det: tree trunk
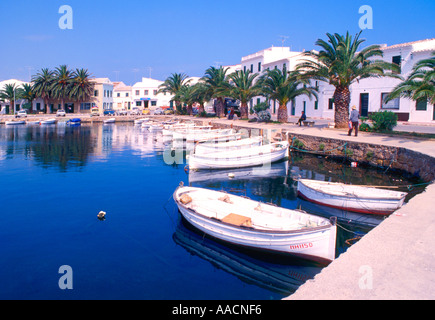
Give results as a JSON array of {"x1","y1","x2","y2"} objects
[
  {"x1": 187, "y1": 104, "x2": 193, "y2": 116},
  {"x1": 198, "y1": 103, "x2": 205, "y2": 115},
  {"x1": 277, "y1": 103, "x2": 288, "y2": 123},
  {"x1": 333, "y1": 85, "x2": 351, "y2": 128},
  {"x1": 240, "y1": 102, "x2": 248, "y2": 119},
  {"x1": 10, "y1": 100, "x2": 15, "y2": 115},
  {"x1": 216, "y1": 97, "x2": 225, "y2": 118}
]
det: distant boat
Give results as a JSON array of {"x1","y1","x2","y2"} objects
[
  {"x1": 134, "y1": 118, "x2": 149, "y2": 125},
  {"x1": 188, "y1": 141, "x2": 289, "y2": 170},
  {"x1": 173, "y1": 185, "x2": 337, "y2": 264},
  {"x1": 5, "y1": 120, "x2": 25, "y2": 125},
  {"x1": 297, "y1": 179, "x2": 408, "y2": 215},
  {"x1": 66, "y1": 118, "x2": 81, "y2": 126},
  {"x1": 103, "y1": 117, "x2": 116, "y2": 124},
  {"x1": 40, "y1": 118, "x2": 56, "y2": 125},
  {"x1": 148, "y1": 124, "x2": 163, "y2": 132}
]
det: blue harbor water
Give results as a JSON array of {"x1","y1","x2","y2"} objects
[{"x1": 0, "y1": 123, "x2": 424, "y2": 300}]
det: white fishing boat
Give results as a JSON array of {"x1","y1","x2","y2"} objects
[
  {"x1": 148, "y1": 124, "x2": 163, "y2": 132},
  {"x1": 194, "y1": 136, "x2": 263, "y2": 155},
  {"x1": 188, "y1": 141, "x2": 289, "y2": 170},
  {"x1": 173, "y1": 128, "x2": 230, "y2": 141},
  {"x1": 134, "y1": 118, "x2": 149, "y2": 125},
  {"x1": 40, "y1": 118, "x2": 56, "y2": 125},
  {"x1": 5, "y1": 120, "x2": 26, "y2": 125},
  {"x1": 297, "y1": 179, "x2": 408, "y2": 215},
  {"x1": 103, "y1": 117, "x2": 116, "y2": 124},
  {"x1": 173, "y1": 185, "x2": 337, "y2": 264}
]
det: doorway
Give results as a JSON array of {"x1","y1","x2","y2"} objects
[{"x1": 360, "y1": 93, "x2": 369, "y2": 117}]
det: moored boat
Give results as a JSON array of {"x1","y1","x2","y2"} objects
[
  {"x1": 173, "y1": 185, "x2": 337, "y2": 264},
  {"x1": 297, "y1": 179, "x2": 408, "y2": 215},
  {"x1": 194, "y1": 136, "x2": 263, "y2": 155},
  {"x1": 66, "y1": 118, "x2": 81, "y2": 126},
  {"x1": 40, "y1": 118, "x2": 56, "y2": 125},
  {"x1": 103, "y1": 117, "x2": 116, "y2": 124},
  {"x1": 188, "y1": 141, "x2": 289, "y2": 170},
  {"x1": 5, "y1": 120, "x2": 26, "y2": 125}
]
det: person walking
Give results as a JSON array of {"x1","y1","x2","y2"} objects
[{"x1": 348, "y1": 105, "x2": 360, "y2": 137}]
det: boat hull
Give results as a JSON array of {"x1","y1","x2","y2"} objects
[
  {"x1": 297, "y1": 180, "x2": 407, "y2": 215},
  {"x1": 174, "y1": 187, "x2": 336, "y2": 264},
  {"x1": 188, "y1": 141, "x2": 289, "y2": 170}
]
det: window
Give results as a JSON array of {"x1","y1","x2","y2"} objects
[
  {"x1": 314, "y1": 100, "x2": 318, "y2": 110},
  {"x1": 381, "y1": 93, "x2": 399, "y2": 109},
  {"x1": 244, "y1": 66, "x2": 246, "y2": 72},
  {"x1": 416, "y1": 98, "x2": 427, "y2": 111},
  {"x1": 328, "y1": 98, "x2": 334, "y2": 110},
  {"x1": 258, "y1": 62, "x2": 261, "y2": 72},
  {"x1": 392, "y1": 55, "x2": 401, "y2": 74},
  {"x1": 250, "y1": 64, "x2": 253, "y2": 72},
  {"x1": 153, "y1": 90, "x2": 157, "y2": 95},
  {"x1": 104, "y1": 90, "x2": 106, "y2": 97},
  {"x1": 136, "y1": 101, "x2": 142, "y2": 107},
  {"x1": 94, "y1": 90, "x2": 99, "y2": 97},
  {"x1": 257, "y1": 98, "x2": 261, "y2": 105},
  {"x1": 283, "y1": 63, "x2": 286, "y2": 71},
  {"x1": 135, "y1": 90, "x2": 140, "y2": 96},
  {"x1": 151, "y1": 101, "x2": 157, "y2": 106},
  {"x1": 125, "y1": 93, "x2": 129, "y2": 97},
  {"x1": 145, "y1": 90, "x2": 149, "y2": 95},
  {"x1": 117, "y1": 93, "x2": 120, "y2": 97}
]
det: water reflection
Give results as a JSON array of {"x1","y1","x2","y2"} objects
[{"x1": 173, "y1": 218, "x2": 322, "y2": 296}]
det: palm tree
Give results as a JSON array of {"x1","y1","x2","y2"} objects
[
  {"x1": 228, "y1": 69, "x2": 261, "y2": 119},
  {"x1": 387, "y1": 52, "x2": 435, "y2": 105},
  {"x1": 32, "y1": 68, "x2": 54, "y2": 113},
  {"x1": 158, "y1": 73, "x2": 190, "y2": 113},
  {"x1": 0, "y1": 83, "x2": 21, "y2": 114},
  {"x1": 202, "y1": 66, "x2": 231, "y2": 118},
  {"x1": 20, "y1": 83, "x2": 36, "y2": 113},
  {"x1": 173, "y1": 84, "x2": 195, "y2": 115},
  {"x1": 51, "y1": 65, "x2": 74, "y2": 111},
  {"x1": 260, "y1": 66, "x2": 317, "y2": 123},
  {"x1": 191, "y1": 82, "x2": 212, "y2": 115},
  {"x1": 69, "y1": 68, "x2": 94, "y2": 111},
  {"x1": 297, "y1": 31, "x2": 401, "y2": 128}
]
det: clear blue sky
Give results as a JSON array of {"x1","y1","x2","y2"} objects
[{"x1": 0, "y1": 0, "x2": 434, "y2": 85}]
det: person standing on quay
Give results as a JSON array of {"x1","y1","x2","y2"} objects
[{"x1": 348, "y1": 105, "x2": 360, "y2": 137}]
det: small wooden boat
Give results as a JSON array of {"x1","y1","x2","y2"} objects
[
  {"x1": 173, "y1": 185, "x2": 337, "y2": 264},
  {"x1": 297, "y1": 179, "x2": 408, "y2": 215},
  {"x1": 40, "y1": 118, "x2": 56, "y2": 125},
  {"x1": 103, "y1": 117, "x2": 116, "y2": 124},
  {"x1": 5, "y1": 120, "x2": 25, "y2": 125},
  {"x1": 188, "y1": 141, "x2": 289, "y2": 170},
  {"x1": 66, "y1": 118, "x2": 81, "y2": 126}
]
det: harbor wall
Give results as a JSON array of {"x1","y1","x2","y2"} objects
[{"x1": 206, "y1": 120, "x2": 435, "y2": 182}]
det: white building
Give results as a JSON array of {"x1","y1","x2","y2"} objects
[
  {"x1": 238, "y1": 39, "x2": 435, "y2": 123},
  {"x1": 113, "y1": 81, "x2": 133, "y2": 111},
  {"x1": 132, "y1": 77, "x2": 172, "y2": 112},
  {"x1": 88, "y1": 78, "x2": 114, "y2": 113}
]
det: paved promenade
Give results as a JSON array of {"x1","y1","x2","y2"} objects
[{"x1": 206, "y1": 117, "x2": 435, "y2": 300}]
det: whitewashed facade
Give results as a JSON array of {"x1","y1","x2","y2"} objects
[
  {"x1": 239, "y1": 39, "x2": 435, "y2": 123},
  {"x1": 132, "y1": 77, "x2": 172, "y2": 112}
]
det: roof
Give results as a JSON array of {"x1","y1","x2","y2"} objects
[{"x1": 382, "y1": 38, "x2": 435, "y2": 51}]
